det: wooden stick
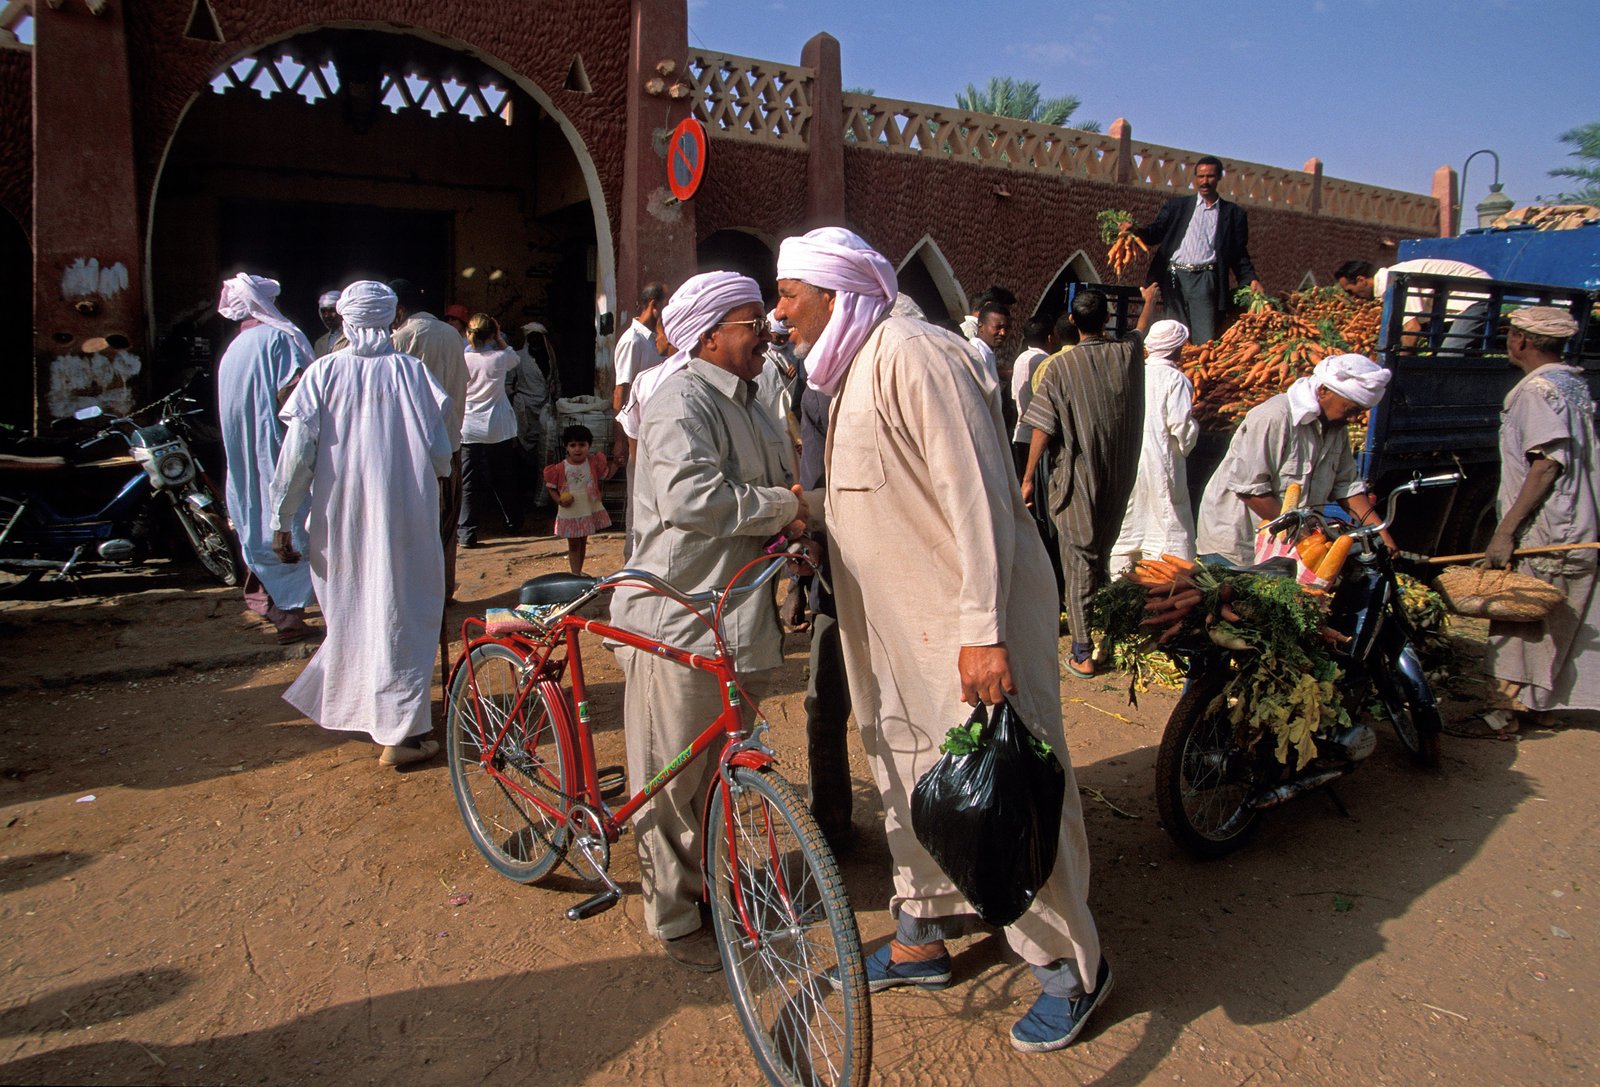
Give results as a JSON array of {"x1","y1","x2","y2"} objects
[{"x1": 1426, "y1": 541, "x2": 1600, "y2": 565}]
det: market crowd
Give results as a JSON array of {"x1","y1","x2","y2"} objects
[{"x1": 209, "y1": 153, "x2": 1597, "y2": 1057}]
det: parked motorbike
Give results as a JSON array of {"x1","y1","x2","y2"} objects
[
  {"x1": 0, "y1": 381, "x2": 239, "y2": 588},
  {"x1": 1154, "y1": 472, "x2": 1462, "y2": 858}
]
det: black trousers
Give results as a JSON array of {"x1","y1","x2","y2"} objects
[{"x1": 459, "y1": 439, "x2": 520, "y2": 543}]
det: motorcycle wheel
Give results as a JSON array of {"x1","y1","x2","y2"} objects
[
  {"x1": 1155, "y1": 675, "x2": 1263, "y2": 859},
  {"x1": 171, "y1": 494, "x2": 240, "y2": 587},
  {"x1": 1377, "y1": 663, "x2": 1442, "y2": 769}
]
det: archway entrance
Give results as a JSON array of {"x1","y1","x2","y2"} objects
[
  {"x1": 149, "y1": 27, "x2": 605, "y2": 397},
  {"x1": 896, "y1": 237, "x2": 967, "y2": 327},
  {"x1": 1033, "y1": 250, "x2": 1101, "y2": 329},
  {"x1": 697, "y1": 229, "x2": 776, "y2": 303}
]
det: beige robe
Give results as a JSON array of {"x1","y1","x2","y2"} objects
[{"x1": 822, "y1": 316, "x2": 1100, "y2": 978}]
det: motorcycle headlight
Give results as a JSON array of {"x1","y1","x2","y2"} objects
[{"x1": 158, "y1": 452, "x2": 192, "y2": 481}]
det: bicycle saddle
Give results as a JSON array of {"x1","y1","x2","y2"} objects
[
  {"x1": 519, "y1": 572, "x2": 599, "y2": 606},
  {"x1": 1197, "y1": 554, "x2": 1298, "y2": 578}
]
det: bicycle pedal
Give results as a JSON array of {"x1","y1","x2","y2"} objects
[{"x1": 566, "y1": 889, "x2": 620, "y2": 921}]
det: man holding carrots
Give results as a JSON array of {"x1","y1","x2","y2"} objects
[
  {"x1": 1122, "y1": 155, "x2": 1261, "y2": 344},
  {"x1": 1194, "y1": 353, "x2": 1392, "y2": 565}
]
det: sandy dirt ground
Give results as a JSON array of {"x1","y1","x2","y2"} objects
[{"x1": 1, "y1": 531, "x2": 1597, "y2": 1086}]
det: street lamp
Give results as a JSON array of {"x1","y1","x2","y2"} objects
[{"x1": 1458, "y1": 149, "x2": 1513, "y2": 233}]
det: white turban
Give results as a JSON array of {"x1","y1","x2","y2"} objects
[
  {"x1": 776, "y1": 227, "x2": 898, "y2": 395},
  {"x1": 659, "y1": 271, "x2": 763, "y2": 370},
  {"x1": 336, "y1": 280, "x2": 399, "y2": 357},
  {"x1": 1312, "y1": 352, "x2": 1391, "y2": 408},
  {"x1": 317, "y1": 290, "x2": 341, "y2": 310},
  {"x1": 218, "y1": 273, "x2": 314, "y2": 364},
  {"x1": 1145, "y1": 319, "x2": 1189, "y2": 362}
]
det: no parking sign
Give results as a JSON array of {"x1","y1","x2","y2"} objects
[{"x1": 667, "y1": 117, "x2": 708, "y2": 201}]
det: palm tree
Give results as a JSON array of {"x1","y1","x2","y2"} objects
[
  {"x1": 955, "y1": 76, "x2": 1100, "y2": 132},
  {"x1": 1548, "y1": 122, "x2": 1600, "y2": 204}
]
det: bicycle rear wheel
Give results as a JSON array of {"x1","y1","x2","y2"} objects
[
  {"x1": 706, "y1": 766, "x2": 870, "y2": 1087},
  {"x1": 446, "y1": 643, "x2": 572, "y2": 883}
]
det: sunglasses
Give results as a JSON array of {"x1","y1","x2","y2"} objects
[{"x1": 715, "y1": 316, "x2": 771, "y2": 336}]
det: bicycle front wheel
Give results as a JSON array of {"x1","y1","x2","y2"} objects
[
  {"x1": 706, "y1": 766, "x2": 870, "y2": 1087},
  {"x1": 446, "y1": 643, "x2": 572, "y2": 883}
]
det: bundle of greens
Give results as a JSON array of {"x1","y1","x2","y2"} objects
[{"x1": 1092, "y1": 559, "x2": 1351, "y2": 769}]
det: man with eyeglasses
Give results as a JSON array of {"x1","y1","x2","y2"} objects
[
  {"x1": 1121, "y1": 155, "x2": 1260, "y2": 343},
  {"x1": 608, "y1": 272, "x2": 807, "y2": 972}
]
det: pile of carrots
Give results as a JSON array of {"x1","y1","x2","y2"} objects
[
  {"x1": 1097, "y1": 210, "x2": 1149, "y2": 280},
  {"x1": 1177, "y1": 288, "x2": 1382, "y2": 429},
  {"x1": 1126, "y1": 554, "x2": 1206, "y2": 645}
]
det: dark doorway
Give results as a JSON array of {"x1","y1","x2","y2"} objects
[
  {"x1": 697, "y1": 230, "x2": 775, "y2": 304},
  {"x1": 1, "y1": 210, "x2": 30, "y2": 429},
  {"x1": 896, "y1": 256, "x2": 959, "y2": 328},
  {"x1": 218, "y1": 199, "x2": 453, "y2": 338},
  {"x1": 1034, "y1": 256, "x2": 1097, "y2": 330}
]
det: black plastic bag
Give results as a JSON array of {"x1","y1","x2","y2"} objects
[{"x1": 911, "y1": 700, "x2": 1066, "y2": 927}]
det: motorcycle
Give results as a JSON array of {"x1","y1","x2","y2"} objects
[
  {"x1": 1154, "y1": 472, "x2": 1462, "y2": 858},
  {"x1": 0, "y1": 380, "x2": 239, "y2": 588}
]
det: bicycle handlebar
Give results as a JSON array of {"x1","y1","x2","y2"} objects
[{"x1": 1261, "y1": 472, "x2": 1462, "y2": 544}]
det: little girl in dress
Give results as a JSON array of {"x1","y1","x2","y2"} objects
[{"x1": 542, "y1": 424, "x2": 611, "y2": 573}]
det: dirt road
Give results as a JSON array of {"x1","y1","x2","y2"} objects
[{"x1": 2, "y1": 535, "x2": 1596, "y2": 1085}]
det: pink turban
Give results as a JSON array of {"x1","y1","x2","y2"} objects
[{"x1": 776, "y1": 227, "x2": 898, "y2": 395}]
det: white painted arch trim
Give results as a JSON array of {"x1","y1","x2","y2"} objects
[
  {"x1": 143, "y1": 19, "x2": 616, "y2": 337},
  {"x1": 896, "y1": 234, "x2": 968, "y2": 322}
]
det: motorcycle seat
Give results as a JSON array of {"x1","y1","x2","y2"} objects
[{"x1": 518, "y1": 572, "x2": 599, "y2": 607}]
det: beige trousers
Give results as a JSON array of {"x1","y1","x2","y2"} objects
[{"x1": 618, "y1": 647, "x2": 760, "y2": 940}]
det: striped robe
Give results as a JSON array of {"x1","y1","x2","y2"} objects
[{"x1": 1020, "y1": 334, "x2": 1146, "y2": 644}]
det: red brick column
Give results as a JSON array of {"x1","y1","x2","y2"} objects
[
  {"x1": 801, "y1": 32, "x2": 844, "y2": 230},
  {"x1": 618, "y1": 0, "x2": 697, "y2": 319},
  {"x1": 1432, "y1": 165, "x2": 1457, "y2": 237},
  {"x1": 32, "y1": 0, "x2": 145, "y2": 429}
]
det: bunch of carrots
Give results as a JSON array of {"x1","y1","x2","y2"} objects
[
  {"x1": 1179, "y1": 289, "x2": 1382, "y2": 429},
  {"x1": 1096, "y1": 210, "x2": 1148, "y2": 279}
]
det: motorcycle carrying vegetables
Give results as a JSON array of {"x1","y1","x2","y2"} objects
[{"x1": 910, "y1": 700, "x2": 1065, "y2": 927}]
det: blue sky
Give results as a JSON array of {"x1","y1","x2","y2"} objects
[{"x1": 688, "y1": 0, "x2": 1599, "y2": 217}]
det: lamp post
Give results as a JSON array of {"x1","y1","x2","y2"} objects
[{"x1": 1458, "y1": 149, "x2": 1512, "y2": 233}]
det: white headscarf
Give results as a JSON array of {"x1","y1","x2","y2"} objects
[
  {"x1": 218, "y1": 273, "x2": 314, "y2": 363},
  {"x1": 317, "y1": 290, "x2": 341, "y2": 310},
  {"x1": 1145, "y1": 319, "x2": 1189, "y2": 363},
  {"x1": 775, "y1": 227, "x2": 898, "y2": 395},
  {"x1": 659, "y1": 271, "x2": 764, "y2": 371},
  {"x1": 337, "y1": 281, "x2": 400, "y2": 357},
  {"x1": 1287, "y1": 352, "x2": 1392, "y2": 419}
]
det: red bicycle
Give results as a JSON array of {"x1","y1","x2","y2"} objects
[{"x1": 445, "y1": 547, "x2": 870, "y2": 1087}]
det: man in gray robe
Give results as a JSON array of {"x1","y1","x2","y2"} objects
[
  {"x1": 777, "y1": 227, "x2": 1108, "y2": 1054},
  {"x1": 1483, "y1": 305, "x2": 1600, "y2": 728},
  {"x1": 1194, "y1": 353, "x2": 1393, "y2": 566},
  {"x1": 607, "y1": 271, "x2": 804, "y2": 971},
  {"x1": 1020, "y1": 287, "x2": 1152, "y2": 678}
]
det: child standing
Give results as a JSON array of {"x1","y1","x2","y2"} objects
[{"x1": 543, "y1": 425, "x2": 612, "y2": 573}]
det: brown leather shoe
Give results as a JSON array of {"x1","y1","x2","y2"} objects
[
  {"x1": 662, "y1": 925, "x2": 723, "y2": 972},
  {"x1": 379, "y1": 739, "x2": 441, "y2": 767}
]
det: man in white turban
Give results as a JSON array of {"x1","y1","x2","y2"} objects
[
  {"x1": 215, "y1": 273, "x2": 316, "y2": 642},
  {"x1": 1110, "y1": 318, "x2": 1200, "y2": 571},
  {"x1": 312, "y1": 290, "x2": 344, "y2": 357},
  {"x1": 268, "y1": 281, "x2": 454, "y2": 768},
  {"x1": 775, "y1": 227, "x2": 1110, "y2": 1053},
  {"x1": 607, "y1": 270, "x2": 806, "y2": 970},
  {"x1": 1196, "y1": 351, "x2": 1393, "y2": 565}
]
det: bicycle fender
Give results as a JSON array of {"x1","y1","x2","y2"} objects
[
  {"x1": 1379, "y1": 625, "x2": 1436, "y2": 713},
  {"x1": 698, "y1": 751, "x2": 777, "y2": 883}
]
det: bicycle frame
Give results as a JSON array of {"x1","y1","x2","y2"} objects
[{"x1": 451, "y1": 549, "x2": 816, "y2": 940}]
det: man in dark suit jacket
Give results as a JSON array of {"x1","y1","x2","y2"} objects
[{"x1": 1122, "y1": 155, "x2": 1261, "y2": 343}]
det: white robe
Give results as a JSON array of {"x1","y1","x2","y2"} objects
[
  {"x1": 270, "y1": 349, "x2": 453, "y2": 745},
  {"x1": 1110, "y1": 354, "x2": 1200, "y2": 569},
  {"x1": 216, "y1": 324, "x2": 314, "y2": 609}
]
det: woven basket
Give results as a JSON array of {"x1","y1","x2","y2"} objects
[{"x1": 1436, "y1": 565, "x2": 1563, "y2": 622}]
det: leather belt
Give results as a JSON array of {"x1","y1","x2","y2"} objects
[{"x1": 1170, "y1": 261, "x2": 1216, "y2": 273}]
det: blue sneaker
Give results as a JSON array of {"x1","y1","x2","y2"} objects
[
  {"x1": 831, "y1": 942, "x2": 951, "y2": 992},
  {"x1": 1010, "y1": 958, "x2": 1114, "y2": 1053}
]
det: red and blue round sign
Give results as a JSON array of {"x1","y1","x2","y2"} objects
[{"x1": 667, "y1": 117, "x2": 708, "y2": 201}]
